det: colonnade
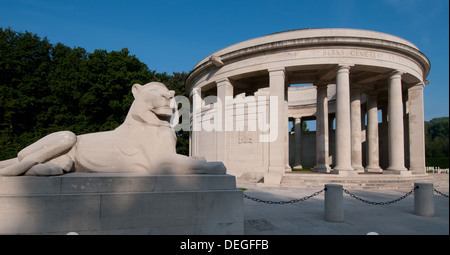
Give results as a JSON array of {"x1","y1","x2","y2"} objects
[
  {"x1": 292, "y1": 65, "x2": 426, "y2": 175},
  {"x1": 187, "y1": 29, "x2": 430, "y2": 179},
  {"x1": 191, "y1": 65, "x2": 426, "y2": 176}
]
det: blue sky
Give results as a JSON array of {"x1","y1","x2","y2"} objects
[{"x1": 0, "y1": 0, "x2": 448, "y2": 120}]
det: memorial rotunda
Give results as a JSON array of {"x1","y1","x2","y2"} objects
[{"x1": 185, "y1": 28, "x2": 430, "y2": 182}]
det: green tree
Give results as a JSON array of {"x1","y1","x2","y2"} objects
[
  {"x1": 0, "y1": 27, "x2": 193, "y2": 160},
  {"x1": 425, "y1": 117, "x2": 449, "y2": 157},
  {"x1": 46, "y1": 43, "x2": 90, "y2": 132},
  {"x1": 0, "y1": 28, "x2": 53, "y2": 158},
  {"x1": 425, "y1": 117, "x2": 449, "y2": 168},
  {"x1": 0, "y1": 27, "x2": 52, "y2": 134}
]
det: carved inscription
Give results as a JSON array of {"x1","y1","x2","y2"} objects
[
  {"x1": 238, "y1": 131, "x2": 253, "y2": 144},
  {"x1": 349, "y1": 50, "x2": 384, "y2": 59},
  {"x1": 279, "y1": 49, "x2": 402, "y2": 63},
  {"x1": 323, "y1": 49, "x2": 346, "y2": 56},
  {"x1": 322, "y1": 49, "x2": 406, "y2": 63},
  {"x1": 280, "y1": 52, "x2": 297, "y2": 59},
  {"x1": 323, "y1": 49, "x2": 384, "y2": 59},
  {"x1": 276, "y1": 48, "x2": 405, "y2": 65}
]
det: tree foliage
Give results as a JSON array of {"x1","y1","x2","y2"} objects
[
  {"x1": 0, "y1": 27, "x2": 189, "y2": 160},
  {"x1": 425, "y1": 117, "x2": 449, "y2": 167}
]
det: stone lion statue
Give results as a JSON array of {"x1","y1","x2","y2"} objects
[{"x1": 0, "y1": 82, "x2": 226, "y2": 176}]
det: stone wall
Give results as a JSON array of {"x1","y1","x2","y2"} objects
[{"x1": 0, "y1": 173, "x2": 244, "y2": 234}]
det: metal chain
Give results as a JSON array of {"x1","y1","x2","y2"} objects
[
  {"x1": 434, "y1": 188, "x2": 449, "y2": 198},
  {"x1": 243, "y1": 188, "x2": 325, "y2": 205},
  {"x1": 343, "y1": 186, "x2": 418, "y2": 205},
  {"x1": 243, "y1": 186, "x2": 448, "y2": 205}
]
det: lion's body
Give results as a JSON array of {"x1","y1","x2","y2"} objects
[
  {"x1": 69, "y1": 121, "x2": 176, "y2": 173},
  {"x1": 0, "y1": 82, "x2": 226, "y2": 176}
]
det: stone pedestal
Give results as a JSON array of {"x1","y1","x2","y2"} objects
[
  {"x1": 324, "y1": 184, "x2": 344, "y2": 222},
  {"x1": 414, "y1": 182, "x2": 434, "y2": 217},
  {"x1": 0, "y1": 173, "x2": 244, "y2": 235},
  {"x1": 260, "y1": 173, "x2": 283, "y2": 186}
]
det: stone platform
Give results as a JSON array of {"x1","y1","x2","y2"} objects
[
  {"x1": 0, "y1": 173, "x2": 244, "y2": 235},
  {"x1": 281, "y1": 172, "x2": 450, "y2": 189},
  {"x1": 242, "y1": 172, "x2": 448, "y2": 189}
]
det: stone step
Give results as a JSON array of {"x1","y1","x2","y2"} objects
[{"x1": 278, "y1": 173, "x2": 446, "y2": 189}]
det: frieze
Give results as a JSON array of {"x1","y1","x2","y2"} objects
[
  {"x1": 278, "y1": 48, "x2": 403, "y2": 63},
  {"x1": 322, "y1": 49, "x2": 402, "y2": 62},
  {"x1": 280, "y1": 52, "x2": 298, "y2": 59}
]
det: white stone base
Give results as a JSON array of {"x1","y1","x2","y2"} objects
[
  {"x1": 0, "y1": 173, "x2": 244, "y2": 235},
  {"x1": 365, "y1": 167, "x2": 383, "y2": 173},
  {"x1": 383, "y1": 169, "x2": 412, "y2": 175},
  {"x1": 331, "y1": 170, "x2": 359, "y2": 176},
  {"x1": 257, "y1": 173, "x2": 282, "y2": 187},
  {"x1": 265, "y1": 173, "x2": 283, "y2": 185}
]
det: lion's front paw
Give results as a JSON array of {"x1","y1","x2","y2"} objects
[{"x1": 24, "y1": 163, "x2": 64, "y2": 176}]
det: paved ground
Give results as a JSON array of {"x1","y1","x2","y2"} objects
[{"x1": 238, "y1": 182, "x2": 449, "y2": 235}]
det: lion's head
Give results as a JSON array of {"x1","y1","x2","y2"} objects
[{"x1": 129, "y1": 82, "x2": 176, "y2": 124}]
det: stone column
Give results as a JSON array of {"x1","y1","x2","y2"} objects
[
  {"x1": 404, "y1": 98, "x2": 410, "y2": 169},
  {"x1": 284, "y1": 100, "x2": 290, "y2": 171},
  {"x1": 314, "y1": 83, "x2": 330, "y2": 173},
  {"x1": 293, "y1": 117, "x2": 303, "y2": 169},
  {"x1": 408, "y1": 82, "x2": 426, "y2": 174},
  {"x1": 191, "y1": 88, "x2": 203, "y2": 157},
  {"x1": 268, "y1": 68, "x2": 287, "y2": 174},
  {"x1": 351, "y1": 87, "x2": 364, "y2": 172},
  {"x1": 328, "y1": 114, "x2": 335, "y2": 167},
  {"x1": 386, "y1": 70, "x2": 409, "y2": 175},
  {"x1": 365, "y1": 92, "x2": 382, "y2": 172},
  {"x1": 216, "y1": 78, "x2": 233, "y2": 163},
  {"x1": 379, "y1": 104, "x2": 389, "y2": 170},
  {"x1": 360, "y1": 102, "x2": 367, "y2": 167},
  {"x1": 333, "y1": 65, "x2": 357, "y2": 175}
]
